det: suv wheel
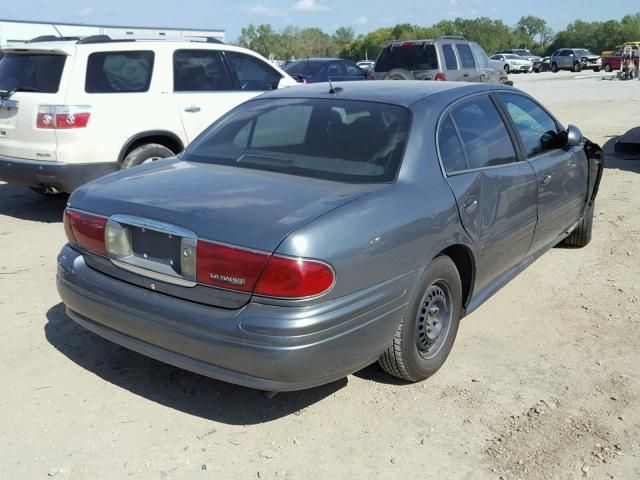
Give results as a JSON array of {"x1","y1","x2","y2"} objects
[
  {"x1": 551, "y1": 62, "x2": 559, "y2": 73},
  {"x1": 573, "y1": 62, "x2": 582, "y2": 72},
  {"x1": 378, "y1": 255, "x2": 462, "y2": 382},
  {"x1": 383, "y1": 68, "x2": 415, "y2": 81},
  {"x1": 121, "y1": 143, "x2": 175, "y2": 169}
]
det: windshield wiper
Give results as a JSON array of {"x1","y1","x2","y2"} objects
[{"x1": 0, "y1": 87, "x2": 40, "y2": 98}]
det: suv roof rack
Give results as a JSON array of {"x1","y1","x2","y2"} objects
[
  {"x1": 436, "y1": 36, "x2": 467, "y2": 40},
  {"x1": 79, "y1": 34, "x2": 226, "y2": 45},
  {"x1": 27, "y1": 35, "x2": 81, "y2": 43}
]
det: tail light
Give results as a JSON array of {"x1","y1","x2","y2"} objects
[
  {"x1": 435, "y1": 73, "x2": 446, "y2": 81},
  {"x1": 196, "y1": 240, "x2": 334, "y2": 298},
  {"x1": 64, "y1": 209, "x2": 107, "y2": 255},
  {"x1": 37, "y1": 105, "x2": 91, "y2": 129},
  {"x1": 254, "y1": 256, "x2": 334, "y2": 298},
  {"x1": 196, "y1": 240, "x2": 269, "y2": 293}
]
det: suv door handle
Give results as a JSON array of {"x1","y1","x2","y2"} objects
[
  {"x1": 463, "y1": 73, "x2": 470, "y2": 77},
  {"x1": 541, "y1": 174, "x2": 552, "y2": 185},
  {"x1": 184, "y1": 106, "x2": 201, "y2": 113},
  {"x1": 463, "y1": 198, "x2": 478, "y2": 214}
]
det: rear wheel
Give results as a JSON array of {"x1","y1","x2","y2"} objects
[
  {"x1": 378, "y1": 255, "x2": 462, "y2": 382},
  {"x1": 573, "y1": 62, "x2": 582, "y2": 72},
  {"x1": 121, "y1": 143, "x2": 175, "y2": 169},
  {"x1": 551, "y1": 62, "x2": 559, "y2": 73},
  {"x1": 562, "y1": 202, "x2": 594, "y2": 248}
]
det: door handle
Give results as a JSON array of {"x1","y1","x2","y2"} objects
[
  {"x1": 463, "y1": 73, "x2": 470, "y2": 77},
  {"x1": 541, "y1": 174, "x2": 552, "y2": 185},
  {"x1": 184, "y1": 106, "x2": 201, "y2": 113},
  {"x1": 463, "y1": 198, "x2": 478, "y2": 214}
]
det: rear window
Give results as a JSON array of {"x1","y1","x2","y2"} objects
[
  {"x1": 375, "y1": 44, "x2": 438, "y2": 72},
  {"x1": 85, "y1": 51, "x2": 154, "y2": 93},
  {"x1": 183, "y1": 99, "x2": 411, "y2": 183},
  {"x1": 455, "y1": 44, "x2": 476, "y2": 69},
  {"x1": 0, "y1": 53, "x2": 66, "y2": 93}
]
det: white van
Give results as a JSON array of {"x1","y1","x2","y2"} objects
[{"x1": 0, "y1": 36, "x2": 298, "y2": 193}]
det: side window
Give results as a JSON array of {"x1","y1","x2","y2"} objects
[
  {"x1": 438, "y1": 114, "x2": 467, "y2": 173},
  {"x1": 86, "y1": 51, "x2": 154, "y2": 93},
  {"x1": 173, "y1": 50, "x2": 231, "y2": 92},
  {"x1": 442, "y1": 44, "x2": 458, "y2": 70},
  {"x1": 225, "y1": 51, "x2": 282, "y2": 91},
  {"x1": 559, "y1": 50, "x2": 569, "y2": 57},
  {"x1": 450, "y1": 95, "x2": 518, "y2": 169},
  {"x1": 470, "y1": 43, "x2": 490, "y2": 69},
  {"x1": 455, "y1": 44, "x2": 476, "y2": 69},
  {"x1": 327, "y1": 62, "x2": 345, "y2": 78},
  {"x1": 497, "y1": 93, "x2": 562, "y2": 158},
  {"x1": 343, "y1": 61, "x2": 362, "y2": 76}
]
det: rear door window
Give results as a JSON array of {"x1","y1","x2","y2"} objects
[
  {"x1": 0, "y1": 53, "x2": 66, "y2": 93},
  {"x1": 497, "y1": 93, "x2": 562, "y2": 158},
  {"x1": 86, "y1": 51, "x2": 154, "y2": 93},
  {"x1": 173, "y1": 49, "x2": 232, "y2": 92},
  {"x1": 374, "y1": 44, "x2": 438, "y2": 72},
  {"x1": 442, "y1": 44, "x2": 458, "y2": 70},
  {"x1": 225, "y1": 51, "x2": 282, "y2": 91},
  {"x1": 455, "y1": 44, "x2": 476, "y2": 69},
  {"x1": 438, "y1": 114, "x2": 468, "y2": 173},
  {"x1": 449, "y1": 95, "x2": 518, "y2": 169},
  {"x1": 470, "y1": 43, "x2": 490, "y2": 69}
]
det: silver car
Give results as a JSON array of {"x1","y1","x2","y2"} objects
[
  {"x1": 57, "y1": 81, "x2": 603, "y2": 392},
  {"x1": 550, "y1": 48, "x2": 602, "y2": 72}
]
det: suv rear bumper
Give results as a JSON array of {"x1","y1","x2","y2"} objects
[
  {"x1": 0, "y1": 155, "x2": 118, "y2": 193},
  {"x1": 56, "y1": 245, "x2": 410, "y2": 391}
]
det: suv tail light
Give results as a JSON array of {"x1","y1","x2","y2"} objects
[
  {"x1": 64, "y1": 209, "x2": 107, "y2": 255},
  {"x1": 196, "y1": 240, "x2": 334, "y2": 298},
  {"x1": 37, "y1": 105, "x2": 91, "y2": 129},
  {"x1": 435, "y1": 73, "x2": 446, "y2": 81}
]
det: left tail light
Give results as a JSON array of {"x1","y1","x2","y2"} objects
[
  {"x1": 37, "y1": 105, "x2": 91, "y2": 129},
  {"x1": 64, "y1": 209, "x2": 107, "y2": 256},
  {"x1": 435, "y1": 73, "x2": 446, "y2": 81}
]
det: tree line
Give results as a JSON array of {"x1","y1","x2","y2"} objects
[{"x1": 236, "y1": 14, "x2": 640, "y2": 61}]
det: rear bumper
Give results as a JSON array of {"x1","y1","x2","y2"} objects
[
  {"x1": 0, "y1": 155, "x2": 118, "y2": 193},
  {"x1": 56, "y1": 245, "x2": 412, "y2": 391}
]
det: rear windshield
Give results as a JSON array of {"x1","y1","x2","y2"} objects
[
  {"x1": 375, "y1": 44, "x2": 438, "y2": 72},
  {"x1": 183, "y1": 98, "x2": 411, "y2": 183},
  {"x1": 285, "y1": 61, "x2": 324, "y2": 77},
  {"x1": 85, "y1": 51, "x2": 154, "y2": 93},
  {"x1": 0, "y1": 53, "x2": 66, "y2": 94}
]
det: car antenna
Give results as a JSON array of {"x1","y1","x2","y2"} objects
[{"x1": 328, "y1": 78, "x2": 342, "y2": 95}]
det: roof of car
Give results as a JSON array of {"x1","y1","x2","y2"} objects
[{"x1": 257, "y1": 80, "x2": 510, "y2": 107}]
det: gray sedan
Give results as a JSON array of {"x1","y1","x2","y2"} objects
[{"x1": 57, "y1": 82, "x2": 603, "y2": 392}]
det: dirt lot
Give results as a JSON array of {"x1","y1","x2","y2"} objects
[{"x1": 1, "y1": 71, "x2": 639, "y2": 480}]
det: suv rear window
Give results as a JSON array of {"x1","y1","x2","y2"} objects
[
  {"x1": 374, "y1": 44, "x2": 438, "y2": 72},
  {"x1": 183, "y1": 99, "x2": 411, "y2": 183},
  {"x1": 85, "y1": 51, "x2": 154, "y2": 93},
  {"x1": 0, "y1": 53, "x2": 66, "y2": 94}
]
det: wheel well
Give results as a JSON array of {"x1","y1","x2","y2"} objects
[
  {"x1": 120, "y1": 133, "x2": 184, "y2": 162},
  {"x1": 440, "y1": 245, "x2": 474, "y2": 308}
]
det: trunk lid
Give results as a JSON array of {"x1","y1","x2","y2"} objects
[
  {"x1": 70, "y1": 158, "x2": 384, "y2": 307},
  {"x1": 0, "y1": 48, "x2": 72, "y2": 160}
]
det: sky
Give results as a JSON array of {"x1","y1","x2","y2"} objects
[{"x1": 2, "y1": 0, "x2": 638, "y2": 41}]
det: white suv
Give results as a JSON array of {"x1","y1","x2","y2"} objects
[{"x1": 0, "y1": 36, "x2": 298, "y2": 194}]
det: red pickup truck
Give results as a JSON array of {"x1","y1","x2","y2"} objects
[{"x1": 602, "y1": 52, "x2": 640, "y2": 71}]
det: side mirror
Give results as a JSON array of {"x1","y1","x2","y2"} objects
[{"x1": 566, "y1": 124, "x2": 583, "y2": 147}]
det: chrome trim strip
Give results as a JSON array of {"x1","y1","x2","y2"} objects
[
  {"x1": 111, "y1": 259, "x2": 197, "y2": 287},
  {"x1": 109, "y1": 214, "x2": 197, "y2": 240}
]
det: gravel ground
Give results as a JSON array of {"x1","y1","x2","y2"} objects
[{"x1": 1, "y1": 71, "x2": 639, "y2": 480}]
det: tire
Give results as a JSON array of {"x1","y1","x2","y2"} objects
[
  {"x1": 562, "y1": 202, "x2": 594, "y2": 248},
  {"x1": 29, "y1": 187, "x2": 64, "y2": 196},
  {"x1": 604, "y1": 64, "x2": 612, "y2": 72},
  {"x1": 379, "y1": 255, "x2": 462, "y2": 382},
  {"x1": 573, "y1": 62, "x2": 582, "y2": 72},
  {"x1": 383, "y1": 68, "x2": 415, "y2": 81},
  {"x1": 504, "y1": 64, "x2": 510, "y2": 74},
  {"x1": 121, "y1": 143, "x2": 175, "y2": 169},
  {"x1": 551, "y1": 62, "x2": 559, "y2": 73},
  {"x1": 534, "y1": 67, "x2": 540, "y2": 73},
  {"x1": 593, "y1": 66, "x2": 601, "y2": 72}
]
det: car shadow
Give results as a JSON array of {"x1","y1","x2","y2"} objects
[
  {"x1": 0, "y1": 183, "x2": 67, "y2": 222},
  {"x1": 44, "y1": 303, "x2": 346, "y2": 424},
  {"x1": 602, "y1": 127, "x2": 640, "y2": 174}
]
